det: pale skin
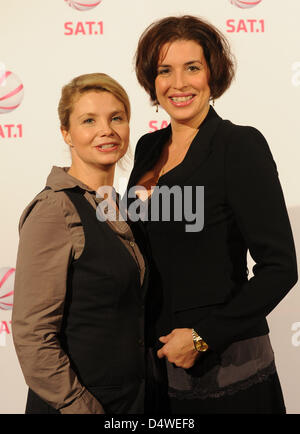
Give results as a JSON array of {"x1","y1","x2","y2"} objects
[
  {"x1": 61, "y1": 90, "x2": 129, "y2": 191},
  {"x1": 155, "y1": 39, "x2": 211, "y2": 367}
]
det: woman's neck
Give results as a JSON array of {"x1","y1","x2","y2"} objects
[
  {"x1": 68, "y1": 162, "x2": 115, "y2": 191},
  {"x1": 170, "y1": 104, "x2": 210, "y2": 146},
  {"x1": 169, "y1": 123, "x2": 198, "y2": 149}
]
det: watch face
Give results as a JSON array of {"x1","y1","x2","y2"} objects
[
  {"x1": 196, "y1": 339, "x2": 208, "y2": 352},
  {"x1": 192, "y1": 329, "x2": 208, "y2": 352}
]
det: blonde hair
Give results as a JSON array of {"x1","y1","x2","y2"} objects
[{"x1": 58, "y1": 73, "x2": 131, "y2": 130}]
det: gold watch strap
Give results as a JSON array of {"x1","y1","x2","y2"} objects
[{"x1": 192, "y1": 328, "x2": 209, "y2": 352}]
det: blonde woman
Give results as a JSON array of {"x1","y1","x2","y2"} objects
[{"x1": 12, "y1": 73, "x2": 146, "y2": 414}]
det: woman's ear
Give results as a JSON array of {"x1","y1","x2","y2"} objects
[{"x1": 61, "y1": 127, "x2": 73, "y2": 147}]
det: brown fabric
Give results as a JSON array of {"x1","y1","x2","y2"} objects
[{"x1": 12, "y1": 166, "x2": 145, "y2": 414}]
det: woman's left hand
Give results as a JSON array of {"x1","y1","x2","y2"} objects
[{"x1": 157, "y1": 328, "x2": 200, "y2": 369}]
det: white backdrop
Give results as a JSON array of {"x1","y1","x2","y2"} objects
[{"x1": 0, "y1": 0, "x2": 299, "y2": 414}]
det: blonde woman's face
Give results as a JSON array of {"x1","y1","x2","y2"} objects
[{"x1": 62, "y1": 91, "x2": 129, "y2": 168}]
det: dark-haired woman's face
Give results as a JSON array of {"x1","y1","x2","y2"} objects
[{"x1": 155, "y1": 39, "x2": 211, "y2": 127}]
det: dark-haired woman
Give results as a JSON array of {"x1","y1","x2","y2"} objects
[{"x1": 126, "y1": 16, "x2": 297, "y2": 414}]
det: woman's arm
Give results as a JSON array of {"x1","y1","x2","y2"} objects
[
  {"x1": 12, "y1": 193, "x2": 104, "y2": 414},
  {"x1": 195, "y1": 126, "x2": 298, "y2": 354},
  {"x1": 157, "y1": 126, "x2": 297, "y2": 366}
]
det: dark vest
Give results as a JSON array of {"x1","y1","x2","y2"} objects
[
  {"x1": 59, "y1": 188, "x2": 146, "y2": 412},
  {"x1": 26, "y1": 187, "x2": 147, "y2": 414}
]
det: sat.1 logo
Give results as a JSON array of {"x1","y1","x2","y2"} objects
[
  {"x1": 65, "y1": 0, "x2": 102, "y2": 11},
  {"x1": 64, "y1": 0, "x2": 104, "y2": 36},
  {"x1": 0, "y1": 267, "x2": 15, "y2": 347},
  {"x1": 227, "y1": 0, "x2": 265, "y2": 33},
  {"x1": 0, "y1": 67, "x2": 24, "y2": 139},
  {"x1": 0, "y1": 69, "x2": 24, "y2": 115},
  {"x1": 230, "y1": 0, "x2": 262, "y2": 8},
  {"x1": 0, "y1": 267, "x2": 15, "y2": 311}
]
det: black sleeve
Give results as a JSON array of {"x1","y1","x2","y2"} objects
[
  {"x1": 195, "y1": 126, "x2": 298, "y2": 353},
  {"x1": 133, "y1": 133, "x2": 149, "y2": 162},
  {"x1": 126, "y1": 134, "x2": 149, "y2": 190}
]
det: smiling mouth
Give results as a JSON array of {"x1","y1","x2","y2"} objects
[
  {"x1": 100, "y1": 144, "x2": 117, "y2": 149},
  {"x1": 170, "y1": 95, "x2": 194, "y2": 103},
  {"x1": 168, "y1": 94, "x2": 196, "y2": 107},
  {"x1": 95, "y1": 143, "x2": 119, "y2": 152}
]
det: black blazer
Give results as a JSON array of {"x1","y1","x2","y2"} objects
[{"x1": 126, "y1": 107, "x2": 298, "y2": 354}]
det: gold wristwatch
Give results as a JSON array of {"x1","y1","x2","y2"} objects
[{"x1": 192, "y1": 329, "x2": 209, "y2": 352}]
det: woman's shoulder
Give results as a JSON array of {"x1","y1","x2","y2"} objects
[
  {"x1": 216, "y1": 118, "x2": 276, "y2": 171},
  {"x1": 217, "y1": 118, "x2": 271, "y2": 156},
  {"x1": 19, "y1": 187, "x2": 70, "y2": 232},
  {"x1": 219, "y1": 119, "x2": 266, "y2": 143},
  {"x1": 219, "y1": 118, "x2": 265, "y2": 141},
  {"x1": 134, "y1": 126, "x2": 171, "y2": 159}
]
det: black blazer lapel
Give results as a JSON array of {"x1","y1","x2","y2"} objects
[
  {"x1": 128, "y1": 106, "x2": 223, "y2": 190},
  {"x1": 128, "y1": 124, "x2": 171, "y2": 189},
  {"x1": 157, "y1": 106, "x2": 223, "y2": 187}
]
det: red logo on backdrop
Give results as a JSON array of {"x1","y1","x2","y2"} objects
[
  {"x1": 226, "y1": 0, "x2": 265, "y2": 33},
  {"x1": 0, "y1": 66, "x2": 24, "y2": 139},
  {"x1": 229, "y1": 0, "x2": 262, "y2": 8},
  {"x1": 149, "y1": 120, "x2": 169, "y2": 133},
  {"x1": 64, "y1": 0, "x2": 104, "y2": 35},
  {"x1": 0, "y1": 69, "x2": 24, "y2": 115},
  {"x1": 0, "y1": 268, "x2": 15, "y2": 310},
  {"x1": 65, "y1": 0, "x2": 102, "y2": 11}
]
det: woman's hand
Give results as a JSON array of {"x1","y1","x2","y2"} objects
[{"x1": 157, "y1": 328, "x2": 200, "y2": 369}]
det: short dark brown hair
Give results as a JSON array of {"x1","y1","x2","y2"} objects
[{"x1": 135, "y1": 15, "x2": 236, "y2": 104}]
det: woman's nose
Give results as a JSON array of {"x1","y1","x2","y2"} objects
[
  {"x1": 97, "y1": 123, "x2": 114, "y2": 136},
  {"x1": 173, "y1": 71, "x2": 186, "y2": 89}
]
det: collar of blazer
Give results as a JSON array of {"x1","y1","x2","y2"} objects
[{"x1": 131, "y1": 106, "x2": 223, "y2": 188}]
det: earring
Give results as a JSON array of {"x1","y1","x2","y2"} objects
[{"x1": 156, "y1": 103, "x2": 159, "y2": 113}]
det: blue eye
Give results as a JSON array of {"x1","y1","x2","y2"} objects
[
  {"x1": 112, "y1": 116, "x2": 123, "y2": 122},
  {"x1": 83, "y1": 118, "x2": 94, "y2": 124}
]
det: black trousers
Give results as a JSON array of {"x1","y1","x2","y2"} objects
[{"x1": 26, "y1": 389, "x2": 60, "y2": 414}]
